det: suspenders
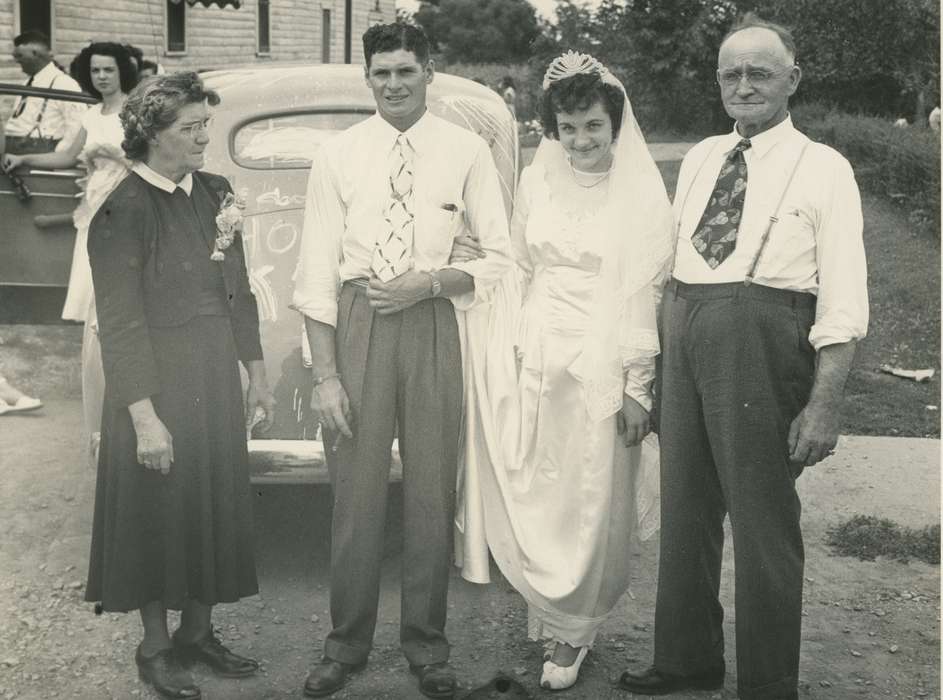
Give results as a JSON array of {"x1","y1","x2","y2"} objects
[
  {"x1": 744, "y1": 141, "x2": 811, "y2": 285},
  {"x1": 675, "y1": 137, "x2": 812, "y2": 286}
]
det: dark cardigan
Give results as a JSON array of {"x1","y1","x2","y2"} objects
[{"x1": 88, "y1": 169, "x2": 263, "y2": 407}]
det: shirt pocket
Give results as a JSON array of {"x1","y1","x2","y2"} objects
[
  {"x1": 415, "y1": 197, "x2": 463, "y2": 260},
  {"x1": 763, "y1": 202, "x2": 817, "y2": 275}
]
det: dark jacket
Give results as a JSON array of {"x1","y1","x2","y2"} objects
[{"x1": 88, "y1": 169, "x2": 263, "y2": 407}]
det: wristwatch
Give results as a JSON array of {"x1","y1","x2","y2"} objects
[{"x1": 427, "y1": 270, "x2": 442, "y2": 298}]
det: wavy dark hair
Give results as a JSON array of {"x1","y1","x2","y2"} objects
[
  {"x1": 362, "y1": 22, "x2": 430, "y2": 68},
  {"x1": 70, "y1": 42, "x2": 138, "y2": 99},
  {"x1": 120, "y1": 72, "x2": 220, "y2": 161},
  {"x1": 539, "y1": 72, "x2": 624, "y2": 141}
]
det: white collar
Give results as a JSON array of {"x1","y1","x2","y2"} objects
[
  {"x1": 728, "y1": 114, "x2": 797, "y2": 159},
  {"x1": 133, "y1": 162, "x2": 194, "y2": 195},
  {"x1": 30, "y1": 62, "x2": 62, "y2": 86},
  {"x1": 373, "y1": 109, "x2": 434, "y2": 155}
]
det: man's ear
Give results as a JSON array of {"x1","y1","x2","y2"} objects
[
  {"x1": 787, "y1": 63, "x2": 802, "y2": 97},
  {"x1": 425, "y1": 59, "x2": 435, "y2": 84}
]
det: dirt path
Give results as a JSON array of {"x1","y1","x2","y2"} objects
[{"x1": 0, "y1": 399, "x2": 938, "y2": 700}]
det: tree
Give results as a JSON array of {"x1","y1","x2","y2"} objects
[{"x1": 414, "y1": 0, "x2": 543, "y2": 64}]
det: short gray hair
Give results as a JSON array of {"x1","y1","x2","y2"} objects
[
  {"x1": 721, "y1": 13, "x2": 797, "y2": 64},
  {"x1": 120, "y1": 71, "x2": 220, "y2": 161}
]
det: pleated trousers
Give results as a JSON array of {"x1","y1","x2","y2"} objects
[{"x1": 323, "y1": 281, "x2": 463, "y2": 667}]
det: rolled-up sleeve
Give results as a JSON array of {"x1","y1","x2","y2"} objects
[
  {"x1": 446, "y1": 141, "x2": 512, "y2": 310},
  {"x1": 291, "y1": 145, "x2": 345, "y2": 328},
  {"x1": 808, "y1": 155, "x2": 869, "y2": 349},
  {"x1": 88, "y1": 190, "x2": 161, "y2": 407}
]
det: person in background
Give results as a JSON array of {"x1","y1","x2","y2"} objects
[
  {"x1": 4, "y1": 42, "x2": 138, "y2": 462},
  {"x1": 3, "y1": 31, "x2": 85, "y2": 155},
  {"x1": 0, "y1": 374, "x2": 42, "y2": 415},
  {"x1": 84, "y1": 72, "x2": 274, "y2": 700},
  {"x1": 619, "y1": 14, "x2": 867, "y2": 700},
  {"x1": 499, "y1": 75, "x2": 517, "y2": 120},
  {"x1": 139, "y1": 60, "x2": 160, "y2": 79},
  {"x1": 928, "y1": 105, "x2": 940, "y2": 133}
]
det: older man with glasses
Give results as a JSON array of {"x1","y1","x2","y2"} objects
[{"x1": 619, "y1": 13, "x2": 868, "y2": 700}]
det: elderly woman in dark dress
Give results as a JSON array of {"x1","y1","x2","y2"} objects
[{"x1": 85, "y1": 72, "x2": 275, "y2": 700}]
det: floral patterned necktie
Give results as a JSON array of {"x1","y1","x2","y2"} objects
[
  {"x1": 372, "y1": 133, "x2": 415, "y2": 282},
  {"x1": 691, "y1": 138, "x2": 751, "y2": 269}
]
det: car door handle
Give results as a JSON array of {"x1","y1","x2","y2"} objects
[{"x1": 33, "y1": 213, "x2": 74, "y2": 228}]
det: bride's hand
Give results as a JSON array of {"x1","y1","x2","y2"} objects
[
  {"x1": 449, "y1": 233, "x2": 485, "y2": 264},
  {"x1": 616, "y1": 395, "x2": 650, "y2": 447}
]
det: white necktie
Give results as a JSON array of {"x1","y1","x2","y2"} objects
[{"x1": 372, "y1": 134, "x2": 415, "y2": 281}]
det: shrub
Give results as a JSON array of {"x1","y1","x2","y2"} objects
[
  {"x1": 825, "y1": 514, "x2": 941, "y2": 565},
  {"x1": 792, "y1": 103, "x2": 941, "y2": 231}
]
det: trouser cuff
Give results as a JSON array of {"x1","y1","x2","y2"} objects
[
  {"x1": 738, "y1": 676, "x2": 798, "y2": 700},
  {"x1": 324, "y1": 638, "x2": 370, "y2": 666}
]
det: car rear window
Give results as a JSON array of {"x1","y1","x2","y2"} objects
[{"x1": 232, "y1": 111, "x2": 370, "y2": 169}]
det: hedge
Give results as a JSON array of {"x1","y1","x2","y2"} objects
[{"x1": 791, "y1": 104, "x2": 941, "y2": 230}]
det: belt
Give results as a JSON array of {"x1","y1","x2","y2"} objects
[{"x1": 667, "y1": 279, "x2": 816, "y2": 310}]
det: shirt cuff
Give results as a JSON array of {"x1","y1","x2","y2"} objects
[
  {"x1": 623, "y1": 373, "x2": 653, "y2": 413},
  {"x1": 290, "y1": 300, "x2": 337, "y2": 329},
  {"x1": 808, "y1": 323, "x2": 867, "y2": 350}
]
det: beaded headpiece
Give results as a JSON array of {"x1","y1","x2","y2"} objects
[{"x1": 542, "y1": 50, "x2": 609, "y2": 90}]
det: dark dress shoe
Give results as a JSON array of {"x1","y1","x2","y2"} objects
[
  {"x1": 173, "y1": 629, "x2": 259, "y2": 678},
  {"x1": 409, "y1": 661, "x2": 457, "y2": 699},
  {"x1": 617, "y1": 665, "x2": 725, "y2": 695},
  {"x1": 303, "y1": 658, "x2": 366, "y2": 698},
  {"x1": 135, "y1": 646, "x2": 202, "y2": 699}
]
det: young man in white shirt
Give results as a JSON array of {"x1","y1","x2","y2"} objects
[
  {"x1": 293, "y1": 22, "x2": 511, "y2": 699},
  {"x1": 620, "y1": 14, "x2": 868, "y2": 700},
  {"x1": 4, "y1": 31, "x2": 85, "y2": 155}
]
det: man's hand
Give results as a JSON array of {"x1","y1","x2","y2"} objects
[
  {"x1": 311, "y1": 376, "x2": 353, "y2": 439},
  {"x1": 787, "y1": 400, "x2": 839, "y2": 467},
  {"x1": 366, "y1": 271, "x2": 431, "y2": 315},
  {"x1": 449, "y1": 233, "x2": 485, "y2": 264},
  {"x1": 787, "y1": 340, "x2": 857, "y2": 468},
  {"x1": 2, "y1": 153, "x2": 26, "y2": 171},
  {"x1": 616, "y1": 395, "x2": 651, "y2": 447}
]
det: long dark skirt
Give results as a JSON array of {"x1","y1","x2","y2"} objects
[{"x1": 86, "y1": 314, "x2": 258, "y2": 612}]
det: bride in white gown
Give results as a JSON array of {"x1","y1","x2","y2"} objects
[{"x1": 453, "y1": 51, "x2": 674, "y2": 690}]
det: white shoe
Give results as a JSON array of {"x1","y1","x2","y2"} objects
[
  {"x1": 0, "y1": 396, "x2": 42, "y2": 415},
  {"x1": 540, "y1": 646, "x2": 588, "y2": 690}
]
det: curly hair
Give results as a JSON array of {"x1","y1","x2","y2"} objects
[
  {"x1": 539, "y1": 72, "x2": 624, "y2": 141},
  {"x1": 70, "y1": 42, "x2": 138, "y2": 99},
  {"x1": 120, "y1": 72, "x2": 220, "y2": 161},
  {"x1": 363, "y1": 22, "x2": 430, "y2": 68}
]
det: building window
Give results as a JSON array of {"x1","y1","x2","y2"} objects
[
  {"x1": 17, "y1": 0, "x2": 53, "y2": 42},
  {"x1": 167, "y1": 0, "x2": 186, "y2": 53},
  {"x1": 258, "y1": 0, "x2": 271, "y2": 54},
  {"x1": 321, "y1": 10, "x2": 332, "y2": 64}
]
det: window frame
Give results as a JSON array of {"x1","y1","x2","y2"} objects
[
  {"x1": 257, "y1": 0, "x2": 272, "y2": 57},
  {"x1": 165, "y1": 0, "x2": 187, "y2": 56},
  {"x1": 229, "y1": 108, "x2": 374, "y2": 170},
  {"x1": 321, "y1": 9, "x2": 332, "y2": 64},
  {"x1": 14, "y1": 0, "x2": 55, "y2": 48}
]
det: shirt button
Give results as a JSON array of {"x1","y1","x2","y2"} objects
[
  {"x1": 182, "y1": 262, "x2": 193, "y2": 272},
  {"x1": 157, "y1": 262, "x2": 164, "y2": 273}
]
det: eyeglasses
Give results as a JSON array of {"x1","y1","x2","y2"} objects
[
  {"x1": 178, "y1": 116, "x2": 214, "y2": 139},
  {"x1": 716, "y1": 66, "x2": 796, "y2": 88}
]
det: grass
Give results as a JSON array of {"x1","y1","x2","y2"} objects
[{"x1": 826, "y1": 514, "x2": 941, "y2": 565}]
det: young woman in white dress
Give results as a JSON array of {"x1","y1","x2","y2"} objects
[
  {"x1": 453, "y1": 52, "x2": 674, "y2": 690},
  {"x1": 4, "y1": 42, "x2": 136, "y2": 457}
]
